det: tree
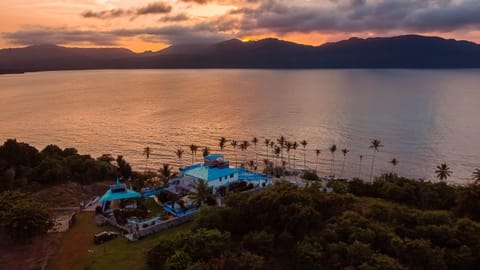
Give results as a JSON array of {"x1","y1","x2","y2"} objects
[
  {"x1": 292, "y1": 141, "x2": 298, "y2": 176},
  {"x1": 143, "y1": 146, "x2": 151, "y2": 174},
  {"x1": 329, "y1": 144, "x2": 337, "y2": 177},
  {"x1": 193, "y1": 179, "x2": 214, "y2": 206},
  {"x1": 0, "y1": 191, "x2": 54, "y2": 241},
  {"x1": 359, "y1": 155, "x2": 364, "y2": 178},
  {"x1": 241, "y1": 140, "x2": 250, "y2": 164},
  {"x1": 390, "y1": 158, "x2": 398, "y2": 174},
  {"x1": 315, "y1": 149, "x2": 321, "y2": 174},
  {"x1": 472, "y1": 169, "x2": 480, "y2": 184},
  {"x1": 231, "y1": 140, "x2": 238, "y2": 166},
  {"x1": 202, "y1": 147, "x2": 210, "y2": 158},
  {"x1": 301, "y1": 140, "x2": 308, "y2": 170},
  {"x1": 164, "y1": 251, "x2": 192, "y2": 270},
  {"x1": 159, "y1": 164, "x2": 173, "y2": 181},
  {"x1": 116, "y1": 155, "x2": 132, "y2": 180},
  {"x1": 286, "y1": 142, "x2": 293, "y2": 173},
  {"x1": 190, "y1": 144, "x2": 198, "y2": 163},
  {"x1": 274, "y1": 146, "x2": 281, "y2": 168},
  {"x1": 369, "y1": 139, "x2": 384, "y2": 182},
  {"x1": 252, "y1": 137, "x2": 258, "y2": 164},
  {"x1": 340, "y1": 148, "x2": 349, "y2": 178},
  {"x1": 219, "y1": 137, "x2": 227, "y2": 153},
  {"x1": 97, "y1": 154, "x2": 114, "y2": 164},
  {"x1": 277, "y1": 136, "x2": 286, "y2": 161},
  {"x1": 264, "y1": 138, "x2": 270, "y2": 160},
  {"x1": 175, "y1": 148, "x2": 184, "y2": 169},
  {"x1": 248, "y1": 160, "x2": 256, "y2": 171},
  {"x1": 435, "y1": 163, "x2": 452, "y2": 181}
]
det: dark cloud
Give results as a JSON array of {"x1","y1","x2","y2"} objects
[
  {"x1": 136, "y1": 2, "x2": 172, "y2": 15},
  {"x1": 1, "y1": 25, "x2": 228, "y2": 46},
  {"x1": 82, "y1": 1, "x2": 171, "y2": 19},
  {"x1": 158, "y1": 13, "x2": 191, "y2": 22},
  {"x1": 222, "y1": 0, "x2": 480, "y2": 35},
  {"x1": 1, "y1": 28, "x2": 119, "y2": 46},
  {"x1": 178, "y1": 0, "x2": 259, "y2": 5},
  {"x1": 4, "y1": 0, "x2": 480, "y2": 48}
]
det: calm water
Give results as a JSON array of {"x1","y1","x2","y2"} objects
[{"x1": 1, "y1": 69, "x2": 479, "y2": 183}]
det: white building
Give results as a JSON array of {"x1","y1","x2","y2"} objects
[{"x1": 181, "y1": 154, "x2": 239, "y2": 190}]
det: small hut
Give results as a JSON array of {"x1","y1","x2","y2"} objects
[{"x1": 99, "y1": 179, "x2": 142, "y2": 213}]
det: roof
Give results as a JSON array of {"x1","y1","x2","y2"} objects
[
  {"x1": 182, "y1": 164, "x2": 238, "y2": 181},
  {"x1": 204, "y1": 154, "x2": 224, "y2": 161},
  {"x1": 99, "y1": 185, "x2": 142, "y2": 203}
]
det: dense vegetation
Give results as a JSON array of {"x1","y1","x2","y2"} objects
[
  {"x1": 0, "y1": 191, "x2": 53, "y2": 240},
  {"x1": 0, "y1": 139, "x2": 127, "y2": 191},
  {"x1": 329, "y1": 173, "x2": 480, "y2": 221},
  {"x1": 147, "y1": 181, "x2": 480, "y2": 270}
]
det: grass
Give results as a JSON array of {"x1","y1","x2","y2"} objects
[
  {"x1": 47, "y1": 211, "x2": 192, "y2": 270},
  {"x1": 48, "y1": 211, "x2": 105, "y2": 270},
  {"x1": 77, "y1": 222, "x2": 192, "y2": 270}
]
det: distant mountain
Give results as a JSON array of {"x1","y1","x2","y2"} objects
[{"x1": 2, "y1": 35, "x2": 480, "y2": 73}]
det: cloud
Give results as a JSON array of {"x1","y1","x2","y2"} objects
[
  {"x1": 1, "y1": 28, "x2": 119, "y2": 46},
  {"x1": 158, "y1": 13, "x2": 191, "y2": 22},
  {"x1": 1, "y1": 25, "x2": 228, "y2": 46},
  {"x1": 81, "y1": 1, "x2": 171, "y2": 19},
  {"x1": 215, "y1": 0, "x2": 480, "y2": 36}
]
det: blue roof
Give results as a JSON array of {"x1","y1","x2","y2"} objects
[
  {"x1": 99, "y1": 186, "x2": 142, "y2": 203},
  {"x1": 204, "y1": 154, "x2": 224, "y2": 161},
  {"x1": 182, "y1": 164, "x2": 238, "y2": 181}
]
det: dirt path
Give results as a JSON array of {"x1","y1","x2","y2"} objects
[
  {"x1": 0, "y1": 233, "x2": 62, "y2": 270},
  {"x1": 47, "y1": 212, "x2": 105, "y2": 270}
]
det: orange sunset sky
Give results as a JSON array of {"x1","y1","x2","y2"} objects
[{"x1": 1, "y1": 0, "x2": 480, "y2": 52}]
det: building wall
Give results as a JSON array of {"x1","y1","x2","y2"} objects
[{"x1": 207, "y1": 173, "x2": 239, "y2": 189}]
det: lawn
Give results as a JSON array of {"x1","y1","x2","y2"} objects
[
  {"x1": 76, "y1": 221, "x2": 192, "y2": 270},
  {"x1": 48, "y1": 211, "x2": 192, "y2": 270}
]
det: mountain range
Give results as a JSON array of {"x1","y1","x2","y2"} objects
[{"x1": 2, "y1": 35, "x2": 480, "y2": 73}]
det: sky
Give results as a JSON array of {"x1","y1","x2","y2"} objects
[{"x1": 1, "y1": 0, "x2": 480, "y2": 52}]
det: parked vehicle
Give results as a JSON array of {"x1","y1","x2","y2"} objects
[{"x1": 93, "y1": 231, "x2": 119, "y2": 244}]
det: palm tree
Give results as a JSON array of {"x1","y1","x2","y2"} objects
[
  {"x1": 269, "y1": 141, "x2": 274, "y2": 159},
  {"x1": 189, "y1": 144, "x2": 198, "y2": 163},
  {"x1": 242, "y1": 140, "x2": 250, "y2": 164},
  {"x1": 329, "y1": 144, "x2": 337, "y2": 177},
  {"x1": 231, "y1": 140, "x2": 238, "y2": 166},
  {"x1": 277, "y1": 136, "x2": 286, "y2": 162},
  {"x1": 193, "y1": 179, "x2": 212, "y2": 206},
  {"x1": 143, "y1": 146, "x2": 152, "y2": 174},
  {"x1": 159, "y1": 163, "x2": 173, "y2": 181},
  {"x1": 286, "y1": 142, "x2": 292, "y2": 173},
  {"x1": 300, "y1": 140, "x2": 308, "y2": 170},
  {"x1": 292, "y1": 141, "x2": 298, "y2": 175},
  {"x1": 248, "y1": 160, "x2": 256, "y2": 171},
  {"x1": 390, "y1": 158, "x2": 398, "y2": 174},
  {"x1": 252, "y1": 137, "x2": 258, "y2": 164},
  {"x1": 264, "y1": 139, "x2": 270, "y2": 160},
  {"x1": 219, "y1": 137, "x2": 227, "y2": 153},
  {"x1": 472, "y1": 169, "x2": 480, "y2": 184},
  {"x1": 175, "y1": 148, "x2": 184, "y2": 169},
  {"x1": 359, "y1": 155, "x2": 363, "y2": 178},
  {"x1": 369, "y1": 139, "x2": 384, "y2": 182},
  {"x1": 340, "y1": 148, "x2": 349, "y2": 178},
  {"x1": 274, "y1": 146, "x2": 281, "y2": 168},
  {"x1": 315, "y1": 149, "x2": 321, "y2": 174},
  {"x1": 435, "y1": 163, "x2": 452, "y2": 181},
  {"x1": 202, "y1": 147, "x2": 210, "y2": 158},
  {"x1": 239, "y1": 142, "x2": 246, "y2": 165}
]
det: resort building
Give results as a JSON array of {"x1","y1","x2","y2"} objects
[
  {"x1": 180, "y1": 154, "x2": 270, "y2": 190},
  {"x1": 99, "y1": 179, "x2": 142, "y2": 212}
]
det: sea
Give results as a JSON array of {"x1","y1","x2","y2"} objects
[{"x1": 1, "y1": 69, "x2": 479, "y2": 184}]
